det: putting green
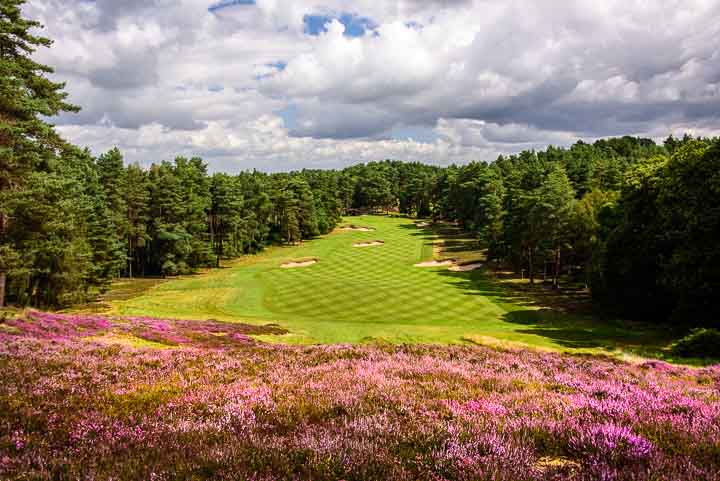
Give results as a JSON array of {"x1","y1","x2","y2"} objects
[{"x1": 104, "y1": 216, "x2": 663, "y2": 352}]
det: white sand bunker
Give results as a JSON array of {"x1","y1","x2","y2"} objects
[
  {"x1": 448, "y1": 262, "x2": 484, "y2": 272},
  {"x1": 338, "y1": 225, "x2": 374, "y2": 232},
  {"x1": 280, "y1": 259, "x2": 318, "y2": 268},
  {"x1": 415, "y1": 222, "x2": 431, "y2": 228},
  {"x1": 415, "y1": 259, "x2": 456, "y2": 267},
  {"x1": 353, "y1": 240, "x2": 385, "y2": 248}
]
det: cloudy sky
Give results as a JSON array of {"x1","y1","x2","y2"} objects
[{"x1": 25, "y1": 0, "x2": 720, "y2": 172}]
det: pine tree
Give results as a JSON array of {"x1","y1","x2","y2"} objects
[
  {"x1": 96, "y1": 148, "x2": 129, "y2": 257},
  {"x1": 0, "y1": 0, "x2": 79, "y2": 306},
  {"x1": 3, "y1": 156, "x2": 90, "y2": 306},
  {"x1": 124, "y1": 164, "x2": 150, "y2": 277},
  {"x1": 533, "y1": 164, "x2": 575, "y2": 287}
]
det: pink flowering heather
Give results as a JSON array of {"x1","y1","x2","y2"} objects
[{"x1": 0, "y1": 311, "x2": 719, "y2": 480}]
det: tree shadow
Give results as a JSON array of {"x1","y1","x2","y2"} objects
[
  {"x1": 398, "y1": 223, "x2": 433, "y2": 232},
  {"x1": 403, "y1": 221, "x2": 679, "y2": 359},
  {"x1": 399, "y1": 223, "x2": 484, "y2": 256},
  {"x1": 439, "y1": 239, "x2": 480, "y2": 253},
  {"x1": 398, "y1": 224, "x2": 437, "y2": 243},
  {"x1": 434, "y1": 268, "x2": 677, "y2": 357},
  {"x1": 502, "y1": 308, "x2": 673, "y2": 353}
]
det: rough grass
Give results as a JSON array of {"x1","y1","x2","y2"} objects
[{"x1": 86, "y1": 216, "x2": 680, "y2": 359}]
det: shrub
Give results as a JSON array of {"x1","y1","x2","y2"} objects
[
  {"x1": 161, "y1": 260, "x2": 178, "y2": 276},
  {"x1": 671, "y1": 328, "x2": 720, "y2": 359},
  {"x1": 569, "y1": 423, "x2": 653, "y2": 467},
  {"x1": 176, "y1": 261, "x2": 191, "y2": 275}
]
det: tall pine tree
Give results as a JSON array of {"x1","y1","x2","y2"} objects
[{"x1": 0, "y1": 0, "x2": 79, "y2": 306}]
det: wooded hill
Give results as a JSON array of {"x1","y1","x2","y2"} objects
[{"x1": 1, "y1": 0, "x2": 718, "y2": 327}]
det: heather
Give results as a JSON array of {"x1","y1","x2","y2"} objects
[{"x1": 2, "y1": 312, "x2": 719, "y2": 480}]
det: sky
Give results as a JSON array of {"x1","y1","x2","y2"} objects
[{"x1": 24, "y1": 0, "x2": 720, "y2": 172}]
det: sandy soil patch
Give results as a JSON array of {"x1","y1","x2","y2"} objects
[
  {"x1": 448, "y1": 262, "x2": 484, "y2": 272},
  {"x1": 415, "y1": 259, "x2": 456, "y2": 267},
  {"x1": 281, "y1": 259, "x2": 318, "y2": 268},
  {"x1": 353, "y1": 240, "x2": 385, "y2": 248},
  {"x1": 338, "y1": 225, "x2": 374, "y2": 232}
]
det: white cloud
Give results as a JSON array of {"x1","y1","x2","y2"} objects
[
  {"x1": 24, "y1": 0, "x2": 720, "y2": 171},
  {"x1": 436, "y1": 119, "x2": 578, "y2": 147}
]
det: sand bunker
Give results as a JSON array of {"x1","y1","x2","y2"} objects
[
  {"x1": 280, "y1": 259, "x2": 318, "y2": 268},
  {"x1": 338, "y1": 225, "x2": 374, "y2": 232},
  {"x1": 414, "y1": 259, "x2": 456, "y2": 267},
  {"x1": 353, "y1": 240, "x2": 385, "y2": 248},
  {"x1": 415, "y1": 222, "x2": 430, "y2": 228},
  {"x1": 448, "y1": 262, "x2": 484, "y2": 272},
  {"x1": 415, "y1": 259, "x2": 484, "y2": 270}
]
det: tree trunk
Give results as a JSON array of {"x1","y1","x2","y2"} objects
[
  {"x1": 528, "y1": 247, "x2": 535, "y2": 285},
  {"x1": 554, "y1": 247, "x2": 561, "y2": 289},
  {"x1": 209, "y1": 214, "x2": 215, "y2": 253},
  {"x1": 0, "y1": 209, "x2": 6, "y2": 306},
  {"x1": 128, "y1": 236, "x2": 133, "y2": 278},
  {"x1": 0, "y1": 271, "x2": 6, "y2": 307}
]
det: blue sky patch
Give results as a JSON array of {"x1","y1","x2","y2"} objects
[
  {"x1": 275, "y1": 104, "x2": 298, "y2": 129},
  {"x1": 386, "y1": 125, "x2": 441, "y2": 143},
  {"x1": 267, "y1": 61, "x2": 287, "y2": 71},
  {"x1": 303, "y1": 13, "x2": 376, "y2": 37}
]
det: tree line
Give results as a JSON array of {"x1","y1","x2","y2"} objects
[
  {"x1": 1, "y1": 0, "x2": 718, "y2": 326},
  {"x1": 1, "y1": 144, "x2": 349, "y2": 305},
  {"x1": 422, "y1": 136, "x2": 719, "y2": 326}
]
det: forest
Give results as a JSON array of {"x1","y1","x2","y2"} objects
[{"x1": 1, "y1": 0, "x2": 719, "y2": 329}]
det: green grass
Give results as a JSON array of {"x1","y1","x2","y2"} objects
[{"x1": 98, "y1": 216, "x2": 676, "y2": 357}]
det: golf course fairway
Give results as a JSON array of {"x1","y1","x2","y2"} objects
[{"x1": 103, "y1": 216, "x2": 659, "y2": 352}]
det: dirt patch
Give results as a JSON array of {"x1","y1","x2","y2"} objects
[
  {"x1": 448, "y1": 262, "x2": 484, "y2": 272},
  {"x1": 353, "y1": 240, "x2": 385, "y2": 248},
  {"x1": 280, "y1": 258, "x2": 318, "y2": 268},
  {"x1": 415, "y1": 259, "x2": 456, "y2": 267},
  {"x1": 534, "y1": 456, "x2": 581, "y2": 475},
  {"x1": 338, "y1": 225, "x2": 374, "y2": 232}
]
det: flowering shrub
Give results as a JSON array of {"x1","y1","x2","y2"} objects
[
  {"x1": 1, "y1": 311, "x2": 719, "y2": 480},
  {"x1": 569, "y1": 423, "x2": 654, "y2": 477}
]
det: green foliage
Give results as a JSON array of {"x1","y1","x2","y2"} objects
[
  {"x1": 0, "y1": 0, "x2": 80, "y2": 306},
  {"x1": 2, "y1": 0, "x2": 718, "y2": 330},
  {"x1": 597, "y1": 139, "x2": 720, "y2": 325},
  {"x1": 3, "y1": 161, "x2": 92, "y2": 306},
  {"x1": 671, "y1": 329, "x2": 720, "y2": 359}
]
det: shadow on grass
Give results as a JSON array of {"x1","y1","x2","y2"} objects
[
  {"x1": 435, "y1": 268, "x2": 683, "y2": 360},
  {"x1": 419, "y1": 222, "x2": 675, "y2": 356},
  {"x1": 398, "y1": 223, "x2": 435, "y2": 235},
  {"x1": 440, "y1": 240, "x2": 481, "y2": 253}
]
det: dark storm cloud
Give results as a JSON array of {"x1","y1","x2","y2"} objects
[
  {"x1": 88, "y1": 51, "x2": 160, "y2": 89},
  {"x1": 289, "y1": 102, "x2": 400, "y2": 139},
  {"x1": 88, "y1": 0, "x2": 165, "y2": 30}
]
